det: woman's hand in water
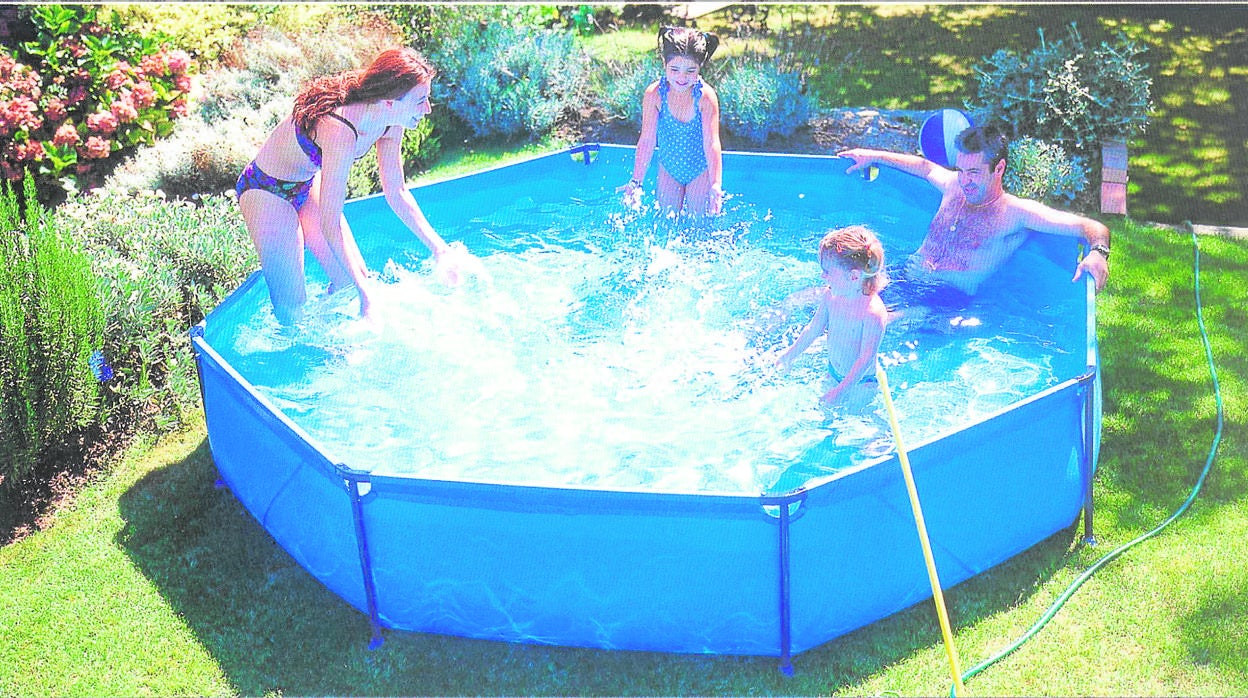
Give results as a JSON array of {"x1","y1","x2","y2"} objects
[{"x1": 434, "y1": 241, "x2": 489, "y2": 287}]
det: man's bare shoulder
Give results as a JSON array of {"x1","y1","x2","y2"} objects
[{"x1": 1001, "y1": 192, "x2": 1092, "y2": 234}]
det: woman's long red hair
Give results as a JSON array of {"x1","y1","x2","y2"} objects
[{"x1": 292, "y1": 47, "x2": 435, "y2": 133}]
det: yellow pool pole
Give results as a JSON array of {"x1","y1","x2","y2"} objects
[{"x1": 875, "y1": 365, "x2": 968, "y2": 696}]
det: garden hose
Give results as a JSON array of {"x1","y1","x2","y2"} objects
[{"x1": 952, "y1": 221, "x2": 1226, "y2": 693}]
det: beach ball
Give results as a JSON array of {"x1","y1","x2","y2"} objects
[{"x1": 919, "y1": 109, "x2": 972, "y2": 168}]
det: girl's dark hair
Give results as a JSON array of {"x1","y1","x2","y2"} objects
[
  {"x1": 657, "y1": 26, "x2": 719, "y2": 65},
  {"x1": 293, "y1": 47, "x2": 436, "y2": 134}
]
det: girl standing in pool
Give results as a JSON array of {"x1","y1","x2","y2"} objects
[
  {"x1": 236, "y1": 48, "x2": 478, "y2": 325},
  {"x1": 775, "y1": 226, "x2": 890, "y2": 408},
  {"x1": 621, "y1": 26, "x2": 724, "y2": 216}
]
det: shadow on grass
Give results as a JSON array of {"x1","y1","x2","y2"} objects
[
  {"x1": 1097, "y1": 224, "x2": 1248, "y2": 531},
  {"x1": 115, "y1": 436, "x2": 1080, "y2": 695},
  {"x1": 1180, "y1": 563, "x2": 1248, "y2": 681},
  {"x1": 766, "y1": 5, "x2": 1248, "y2": 226}
]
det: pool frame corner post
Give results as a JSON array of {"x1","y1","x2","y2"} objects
[
  {"x1": 343, "y1": 467, "x2": 385, "y2": 650},
  {"x1": 1079, "y1": 371, "x2": 1098, "y2": 547},
  {"x1": 1081, "y1": 270, "x2": 1100, "y2": 546},
  {"x1": 761, "y1": 492, "x2": 803, "y2": 676}
]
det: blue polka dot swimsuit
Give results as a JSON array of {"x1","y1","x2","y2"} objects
[{"x1": 655, "y1": 76, "x2": 708, "y2": 185}]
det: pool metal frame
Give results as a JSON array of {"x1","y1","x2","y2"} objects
[{"x1": 191, "y1": 146, "x2": 1100, "y2": 668}]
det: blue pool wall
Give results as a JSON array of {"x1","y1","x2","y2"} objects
[{"x1": 192, "y1": 145, "x2": 1100, "y2": 657}]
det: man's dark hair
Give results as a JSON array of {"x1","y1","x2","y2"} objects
[{"x1": 954, "y1": 125, "x2": 1010, "y2": 168}]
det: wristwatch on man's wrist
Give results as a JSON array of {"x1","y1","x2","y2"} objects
[{"x1": 1089, "y1": 244, "x2": 1111, "y2": 260}]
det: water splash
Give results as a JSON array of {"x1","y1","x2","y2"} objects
[{"x1": 223, "y1": 201, "x2": 1067, "y2": 495}]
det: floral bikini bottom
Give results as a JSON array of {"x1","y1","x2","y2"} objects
[{"x1": 235, "y1": 160, "x2": 314, "y2": 210}]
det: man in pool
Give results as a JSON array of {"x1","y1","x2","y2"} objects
[{"x1": 838, "y1": 125, "x2": 1110, "y2": 297}]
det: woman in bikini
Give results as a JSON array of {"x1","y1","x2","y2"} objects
[
  {"x1": 621, "y1": 27, "x2": 724, "y2": 216},
  {"x1": 236, "y1": 47, "x2": 476, "y2": 325}
]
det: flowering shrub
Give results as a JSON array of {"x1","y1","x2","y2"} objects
[
  {"x1": 429, "y1": 14, "x2": 589, "y2": 139},
  {"x1": 596, "y1": 58, "x2": 655, "y2": 128},
  {"x1": 0, "y1": 5, "x2": 194, "y2": 199},
  {"x1": 970, "y1": 23, "x2": 1153, "y2": 153},
  {"x1": 1003, "y1": 137, "x2": 1089, "y2": 207}
]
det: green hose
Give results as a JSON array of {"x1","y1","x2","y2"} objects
[{"x1": 955, "y1": 221, "x2": 1226, "y2": 692}]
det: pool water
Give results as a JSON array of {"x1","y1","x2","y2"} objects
[{"x1": 211, "y1": 148, "x2": 1082, "y2": 495}]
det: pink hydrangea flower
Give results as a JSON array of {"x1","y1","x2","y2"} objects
[
  {"x1": 53, "y1": 121, "x2": 80, "y2": 146},
  {"x1": 166, "y1": 50, "x2": 192, "y2": 74},
  {"x1": 174, "y1": 74, "x2": 192, "y2": 93},
  {"x1": 110, "y1": 95, "x2": 139, "y2": 123},
  {"x1": 131, "y1": 81, "x2": 157, "y2": 109},
  {"x1": 104, "y1": 65, "x2": 133, "y2": 91},
  {"x1": 139, "y1": 52, "x2": 167, "y2": 77},
  {"x1": 5, "y1": 97, "x2": 41, "y2": 132},
  {"x1": 86, "y1": 110, "x2": 119, "y2": 134},
  {"x1": 0, "y1": 58, "x2": 41, "y2": 97},
  {"x1": 170, "y1": 98, "x2": 190, "y2": 119},
  {"x1": 81, "y1": 135, "x2": 110, "y2": 159},
  {"x1": 14, "y1": 139, "x2": 45, "y2": 161},
  {"x1": 44, "y1": 98, "x2": 68, "y2": 123}
]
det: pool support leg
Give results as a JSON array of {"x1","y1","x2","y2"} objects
[
  {"x1": 777, "y1": 498, "x2": 794, "y2": 676},
  {"x1": 760, "y1": 493, "x2": 800, "y2": 675},
  {"x1": 1079, "y1": 372, "x2": 1098, "y2": 546},
  {"x1": 345, "y1": 470, "x2": 385, "y2": 650}
]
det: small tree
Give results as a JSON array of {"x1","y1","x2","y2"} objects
[{"x1": 970, "y1": 23, "x2": 1153, "y2": 153}]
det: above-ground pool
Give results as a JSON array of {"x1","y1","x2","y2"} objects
[{"x1": 192, "y1": 145, "x2": 1100, "y2": 664}]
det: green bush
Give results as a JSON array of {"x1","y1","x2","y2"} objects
[
  {"x1": 429, "y1": 17, "x2": 590, "y2": 140},
  {"x1": 0, "y1": 175, "x2": 105, "y2": 491},
  {"x1": 1003, "y1": 137, "x2": 1089, "y2": 207},
  {"x1": 716, "y1": 54, "x2": 812, "y2": 145},
  {"x1": 0, "y1": 4, "x2": 194, "y2": 201},
  {"x1": 52, "y1": 189, "x2": 255, "y2": 432},
  {"x1": 108, "y1": 4, "x2": 276, "y2": 64},
  {"x1": 970, "y1": 23, "x2": 1153, "y2": 152},
  {"x1": 595, "y1": 58, "x2": 655, "y2": 128}
]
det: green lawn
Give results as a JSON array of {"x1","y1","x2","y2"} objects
[{"x1": 2, "y1": 217, "x2": 1245, "y2": 696}]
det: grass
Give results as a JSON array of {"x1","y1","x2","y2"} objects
[{"x1": 2, "y1": 216, "x2": 1245, "y2": 696}]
